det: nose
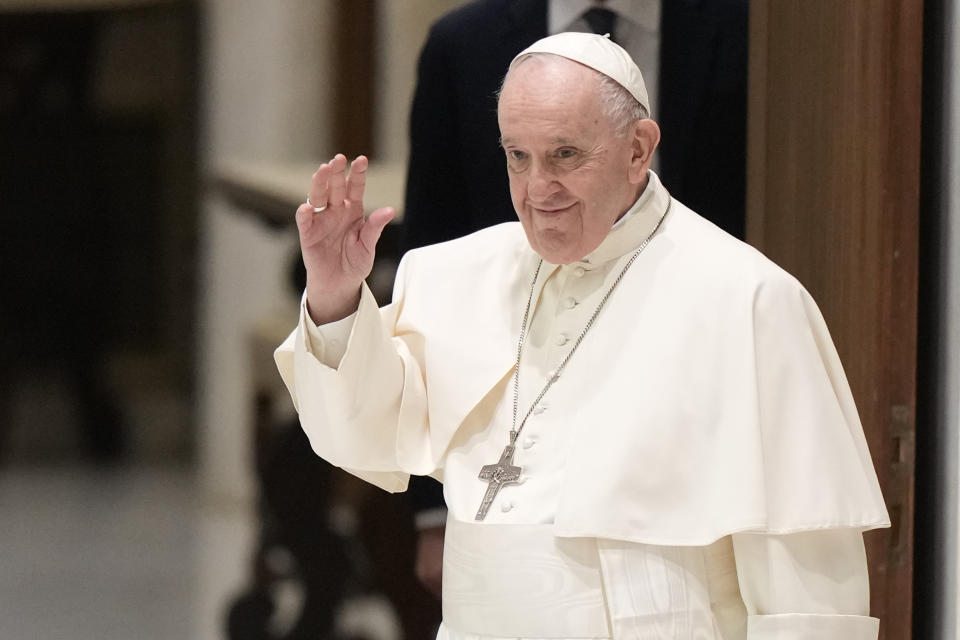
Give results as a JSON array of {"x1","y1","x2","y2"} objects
[{"x1": 526, "y1": 161, "x2": 560, "y2": 202}]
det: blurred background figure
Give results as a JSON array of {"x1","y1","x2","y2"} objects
[
  {"x1": 0, "y1": 1, "x2": 956, "y2": 640},
  {"x1": 0, "y1": 2, "x2": 451, "y2": 638},
  {"x1": 0, "y1": 5, "x2": 197, "y2": 463},
  {"x1": 0, "y1": 2, "x2": 201, "y2": 639}
]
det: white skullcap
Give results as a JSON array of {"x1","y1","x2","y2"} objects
[{"x1": 512, "y1": 32, "x2": 650, "y2": 116}]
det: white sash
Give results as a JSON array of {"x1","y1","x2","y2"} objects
[{"x1": 442, "y1": 518, "x2": 611, "y2": 638}]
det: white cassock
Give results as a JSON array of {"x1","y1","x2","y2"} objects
[{"x1": 275, "y1": 171, "x2": 890, "y2": 639}]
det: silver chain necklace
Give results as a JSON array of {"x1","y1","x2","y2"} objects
[{"x1": 474, "y1": 197, "x2": 671, "y2": 520}]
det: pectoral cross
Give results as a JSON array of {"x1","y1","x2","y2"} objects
[{"x1": 475, "y1": 441, "x2": 522, "y2": 521}]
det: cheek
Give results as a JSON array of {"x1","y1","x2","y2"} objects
[{"x1": 507, "y1": 175, "x2": 526, "y2": 208}]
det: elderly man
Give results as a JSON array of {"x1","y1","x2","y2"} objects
[{"x1": 276, "y1": 33, "x2": 889, "y2": 639}]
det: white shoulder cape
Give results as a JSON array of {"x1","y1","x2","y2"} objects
[{"x1": 276, "y1": 197, "x2": 890, "y2": 546}]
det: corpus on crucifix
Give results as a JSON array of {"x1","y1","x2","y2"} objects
[{"x1": 475, "y1": 442, "x2": 521, "y2": 521}]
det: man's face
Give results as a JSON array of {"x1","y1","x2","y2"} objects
[{"x1": 498, "y1": 57, "x2": 646, "y2": 264}]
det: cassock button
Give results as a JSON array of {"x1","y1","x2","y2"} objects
[
  {"x1": 533, "y1": 404, "x2": 547, "y2": 415},
  {"x1": 573, "y1": 266, "x2": 586, "y2": 278},
  {"x1": 546, "y1": 369, "x2": 559, "y2": 381},
  {"x1": 522, "y1": 437, "x2": 536, "y2": 449},
  {"x1": 501, "y1": 501, "x2": 514, "y2": 513},
  {"x1": 556, "y1": 333, "x2": 569, "y2": 346},
  {"x1": 563, "y1": 296, "x2": 577, "y2": 309}
]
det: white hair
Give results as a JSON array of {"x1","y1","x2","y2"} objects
[
  {"x1": 501, "y1": 52, "x2": 650, "y2": 134},
  {"x1": 596, "y1": 72, "x2": 649, "y2": 134}
]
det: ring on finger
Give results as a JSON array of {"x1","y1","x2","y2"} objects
[{"x1": 306, "y1": 194, "x2": 327, "y2": 213}]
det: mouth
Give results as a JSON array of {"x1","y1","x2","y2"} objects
[{"x1": 530, "y1": 202, "x2": 576, "y2": 217}]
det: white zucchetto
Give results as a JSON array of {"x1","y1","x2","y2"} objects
[{"x1": 513, "y1": 31, "x2": 651, "y2": 116}]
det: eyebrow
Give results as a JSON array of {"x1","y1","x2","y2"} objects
[{"x1": 499, "y1": 136, "x2": 581, "y2": 146}]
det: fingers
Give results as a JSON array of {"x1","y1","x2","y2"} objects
[
  {"x1": 296, "y1": 199, "x2": 332, "y2": 244},
  {"x1": 295, "y1": 202, "x2": 317, "y2": 234},
  {"x1": 327, "y1": 154, "x2": 348, "y2": 208},
  {"x1": 301, "y1": 154, "x2": 377, "y2": 243},
  {"x1": 308, "y1": 162, "x2": 331, "y2": 211},
  {"x1": 345, "y1": 155, "x2": 368, "y2": 204},
  {"x1": 359, "y1": 206, "x2": 396, "y2": 251},
  {"x1": 308, "y1": 154, "x2": 370, "y2": 212}
]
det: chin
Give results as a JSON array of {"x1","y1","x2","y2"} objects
[
  {"x1": 534, "y1": 239, "x2": 581, "y2": 264},
  {"x1": 520, "y1": 222, "x2": 582, "y2": 264}
]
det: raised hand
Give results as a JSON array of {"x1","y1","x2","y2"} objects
[{"x1": 296, "y1": 154, "x2": 395, "y2": 325}]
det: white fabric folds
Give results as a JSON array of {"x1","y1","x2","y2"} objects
[
  {"x1": 275, "y1": 171, "x2": 889, "y2": 546},
  {"x1": 442, "y1": 519, "x2": 610, "y2": 638},
  {"x1": 746, "y1": 614, "x2": 880, "y2": 639}
]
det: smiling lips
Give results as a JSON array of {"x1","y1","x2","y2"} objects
[{"x1": 531, "y1": 202, "x2": 576, "y2": 216}]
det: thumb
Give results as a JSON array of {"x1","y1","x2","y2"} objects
[{"x1": 359, "y1": 206, "x2": 396, "y2": 251}]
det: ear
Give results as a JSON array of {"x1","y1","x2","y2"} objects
[{"x1": 628, "y1": 119, "x2": 661, "y2": 184}]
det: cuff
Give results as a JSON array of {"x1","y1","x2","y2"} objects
[
  {"x1": 748, "y1": 614, "x2": 879, "y2": 640},
  {"x1": 300, "y1": 290, "x2": 357, "y2": 367}
]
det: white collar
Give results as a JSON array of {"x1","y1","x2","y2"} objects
[
  {"x1": 536, "y1": 170, "x2": 669, "y2": 271},
  {"x1": 609, "y1": 171, "x2": 655, "y2": 231}
]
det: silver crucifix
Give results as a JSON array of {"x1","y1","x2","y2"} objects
[{"x1": 475, "y1": 443, "x2": 522, "y2": 520}]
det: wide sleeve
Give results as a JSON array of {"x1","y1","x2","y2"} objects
[
  {"x1": 273, "y1": 259, "x2": 435, "y2": 492},
  {"x1": 732, "y1": 530, "x2": 879, "y2": 639}
]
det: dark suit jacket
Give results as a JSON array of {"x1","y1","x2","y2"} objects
[{"x1": 403, "y1": 0, "x2": 748, "y2": 513}]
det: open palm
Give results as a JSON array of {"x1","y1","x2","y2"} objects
[{"x1": 296, "y1": 154, "x2": 395, "y2": 324}]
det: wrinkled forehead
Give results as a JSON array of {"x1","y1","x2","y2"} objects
[
  {"x1": 498, "y1": 54, "x2": 602, "y2": 109},
  {"x1": 497, "y1": 57, "x2": 608, "y2": 142}
]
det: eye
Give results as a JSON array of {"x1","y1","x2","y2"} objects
[
  {"x1": 554, "y1": 148, "x2": 578, "y2": 159},
  {"x1": 504, "y1": 148, "x2": 530, "y2": 172}
]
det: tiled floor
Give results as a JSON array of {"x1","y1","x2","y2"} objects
[{"x1": 0, "y1": 465, "x2": 255, "y2": 640}]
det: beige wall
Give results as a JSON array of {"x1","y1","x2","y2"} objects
[
  {"x1": 195, "y1": 0, "x2": 468, "y2": 505},
  {"x1": 197, "y1": 0, "x2": 335, "y2": 510},
  {"x1": 202, "y1": 0, "x2": 335, "y2": 163}
]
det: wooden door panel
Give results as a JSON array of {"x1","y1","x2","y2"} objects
[{"x1": 747, "y1": 3, "x2": 922, "y2": 638}]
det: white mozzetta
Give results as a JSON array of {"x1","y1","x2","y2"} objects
[{"x1": 276, "y1": 172, "x2": 887, "y2": 541}]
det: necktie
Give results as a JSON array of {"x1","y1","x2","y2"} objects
[{"x1": 583, "y1": 7, "x2": 618, "y2": 43}]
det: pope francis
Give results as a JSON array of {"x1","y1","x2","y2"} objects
[{"x1": 275, "y1": 33, "x2": 890, "y2": 640}]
